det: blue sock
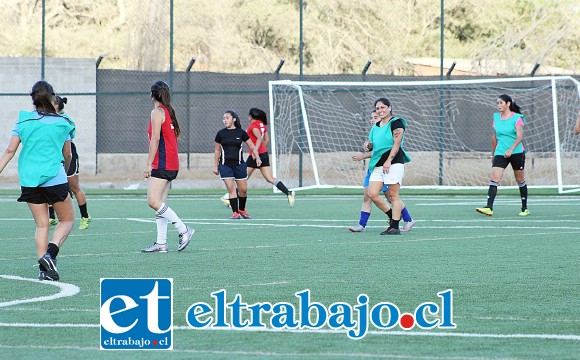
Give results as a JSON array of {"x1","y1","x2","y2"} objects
[
  {"x1": 359, "y1": 211, "x2": 371, "y2": 227},
  {"x1": 401, "y1": 207, "x2": 412, "y2": 222}
]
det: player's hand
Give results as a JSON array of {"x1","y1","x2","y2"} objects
[
  {"x1": 382, "y1": 160, "x2": 391, "y2": 174},
  {"x1": 144, "y1": 165, "x2": 152, "y2": 178},
  {"x1": 352, "y1": 153, "x2": 364, "y2": 161},
  {"x1": 363, "y1": 141, "x2": 373, "y2": 152},
  {"x1": 212, "y1": 168, "x2": 219, "y2": 175},
  {"x1": 504, "y1": 149, "x2": 513, "y2": 158}
]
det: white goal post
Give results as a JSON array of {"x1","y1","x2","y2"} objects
[{"x1": 268, "y1": 76, "x2": 580, "y2": 193}]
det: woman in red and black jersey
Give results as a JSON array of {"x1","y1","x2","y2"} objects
[{"x1": 142, "y1": 81, "x2": 193, "y2": 253}]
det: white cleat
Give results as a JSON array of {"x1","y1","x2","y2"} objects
[
  {"x1": 401, "y1": 219, "x2": 416, "y2": 232},
  {"x1": 287, "y1": 191, "x2": 295, "y2": 207}
]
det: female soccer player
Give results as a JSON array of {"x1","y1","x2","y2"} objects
[
  {"x1": 0, "y1": 81, "x2": 76, "y2": 281},
  {"x1": 48, "y1": 96, "x2": 92, "y2": 230},
  {"x1": 367, "y1": 98, "x2": 412, "y2": 235},
  {"x1": 476, "y1": 94, "x2": 529, "y2": 217},
  {"x1": 246, "y1": 108, "x2": 295, "y2": 206},
  {"x1": 213, "y1": 110, "x2": 261, "y2": 219},
  {"x1": 142, "y1": 80, "x2": 194, "y2": 253},
  {"x1": 349, "y1": 111, "x2": 416, "y2": 232}
]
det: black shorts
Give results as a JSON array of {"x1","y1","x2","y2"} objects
[
  {"x1": 17, "y1": 183, "x2": 70, "y2": 205},
  {"x1": 66, "y1": 142, "x2": 79, "y2": 176},
  {"x1": 151, "y1": 169, "x2": 179, "y2": 181},
  {"x1": 246, "y1": 152, "x2": 270, "y2": 168},
  {"x1": 492, "y1": 153, "x2": 525, "y2": 170},
  {"x1": 219, "y1": 162, "x2": 248, "y2": 180}
]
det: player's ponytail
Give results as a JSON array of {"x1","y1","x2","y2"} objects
[
  {"x1": 151, "y1": 80, "x2": 181, "y2": 138},
  {"x1": 249, "y1": 108, "x2": 268, "y2": 125}
]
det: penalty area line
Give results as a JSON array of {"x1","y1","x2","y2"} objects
[{"x1": 0, "y1": 275, "x2": 80, "y2": 308}]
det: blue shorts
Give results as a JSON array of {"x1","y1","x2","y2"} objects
[
  {"x1": 219, "y1": 162, "x2": 248, "y2": 180},
  {"x1": 364, "y1": 169, "x2": 389, "y2": 192}
]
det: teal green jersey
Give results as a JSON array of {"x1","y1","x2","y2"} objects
[
  {"x1": 13, "y1": 110, "x2": 76, "y2": 187},
  {"x1": 367, "y1": 117, "x2": 411, "y2": 169},
  {"x1": 493, "y1": 112, "x2": 526, "y2": 156}
]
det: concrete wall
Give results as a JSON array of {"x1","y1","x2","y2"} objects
[{"x1": 0, "y1": 57, "x2": 96, "y2": 177}]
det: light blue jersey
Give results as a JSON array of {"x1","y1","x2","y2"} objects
[
  {"x1": 493, "y1": 112, "x2": 525, "y2": 156},
  {"x1": 12, "y1": 110, "x2": 75, "y2": 187}
]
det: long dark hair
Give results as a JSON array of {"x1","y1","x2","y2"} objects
[
  {"x1": 249, "y1": 108, "x2": 268, "y2": 125},
  {"x1": 225, "y1": 110, "x2": 241, "y2": 129},
  {"x1": 30, "y1": 81, "x2": 57, "y2": 115},
  {"x1": 498, "y1": 94, "x2": 522, "y2": 114},
  {"x1": 151, "y1": 80, "x2": 181, "y2": 138}
]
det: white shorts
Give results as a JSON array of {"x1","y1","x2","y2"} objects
[{"x1": 369, "y1": 163, "x2": 404, "y2": 185}]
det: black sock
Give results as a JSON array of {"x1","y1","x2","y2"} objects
[
  {"x1": 486, "y1": 182, "x2": 498, "y2": 210},
  {"x1": 274, "y1": 180, "x2": 290, "y2": 195},
  {"x1": 47, "y1": 242, "x2": 59, "y2": 259},
  {"x1": 518, "y1": 182, "x2": 528, "y2": 210},
  {"x1": 230, "y1": 197, "x2": 239, "y2": 213},
  {"x1": 79, "y1": 203, "x2": 89, "y2": 218},
  {"x1": 390, "y1": 218, "x2": 400, "y2": 229},
  {"x1": 48, "y1": 206, "x2": 55, "y2": 219},
  {"x1": 238, "y1": 196, "x2": 247, "y2": 211},
  {"x1": 385, "y1": 209, "x2": 392, "y2": 220}
]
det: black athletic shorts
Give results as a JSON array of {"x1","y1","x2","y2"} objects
[
  {"x1": 18, "y1": 183, "x2": 70, "y2": 204},
  {"x1": 246, "y1": 152, "x2": 270, "y2": 168},
  {"x1": 151, "y1": 169, "x2": 179, "y2": 181},
  {"x1": 492, "y1": 153, "x2": 525, "y2": 170},
  {"x1": 66, "y1": 142, "x2": 79, "y2": 176}
]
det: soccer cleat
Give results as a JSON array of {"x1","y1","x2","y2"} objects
[
  {"x1": 287, "y1": 191, "x2": 296, "y2": 207},
  {"x1": 519, "y1": 209, "x2": 530, "y2": 217},
  {"x1": 87, "y1": 214, "x2": 92, "y2": 222},
  {"x1": 220, "y1": 194, "x2": 231, "y2": 207},
  {"x1": 79, "y1": 217, "x2": 90, "y2": 230},
  {"x1": 230, "y1": 212, "x2": 242, "y2": 219},
  {"x1": 476, "y1": 207, "x2": 493, "y2": 216},
  {"x1": 348, "y1": 224, "x2": 366, "y2": 232},
  {"x1": 178, "y1": 227, "x2": 194, "y2": 251},
  {"x1": 141, "y1": 242, "x2": 168, "y2": 253},
  {"x1": 401, "y1": 219, "x2": 416, "y2": 232},
  {"x1": 38, "y1": 253, "x2": 59, "y2": 281},
  {"x1": 49, "y1": 218, "x2": 58, "y2": 226},
  {"x1": 38, "y1": 271, "x2": 47, "y2": 281},
  {"x1": 380, "y1": 227, "x2": 401, "y2": 235},
  {"x1": 239, "y1": 210, "x2": 252, "y2": 219}
]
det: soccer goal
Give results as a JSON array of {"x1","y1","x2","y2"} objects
[{"x1": 268, "y1": 76, "x2": 580, "y2": 193}]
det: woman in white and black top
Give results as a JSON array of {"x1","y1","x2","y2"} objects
[{"x1": 213, "y1": 110, "x2": 261, "y2": 219}]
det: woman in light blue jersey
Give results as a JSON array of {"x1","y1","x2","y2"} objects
[
  {"x1": 349, "y1": 110, "x2": 416, "y2": 233},
  {"x1": 366, "y1": 98, "x2": 412, "y2": 235},
  {"x1": 0, "y1": 81, "x2": 76, "y2": 281},
  {"x1": 476, "y1": 94, "x2": 528, "y2": 217}
]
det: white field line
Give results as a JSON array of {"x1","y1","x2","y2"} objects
[
  {"x1": 0, "y1": 344, "x2": 534, "y2": 360},
  {"x1": 0, "y1": 275, "x2": 80, "y2": 308},
  {"x1": 0, "y1": 322, "x2": 578, "y2": 342}
]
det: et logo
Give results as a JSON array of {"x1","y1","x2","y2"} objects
[{"x1": 100, "y1": 278, "x2": 173, "y2": 350}]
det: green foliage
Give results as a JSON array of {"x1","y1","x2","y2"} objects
[{"x1": 0, "y1": 0, "x2": 578, "y2": 75}]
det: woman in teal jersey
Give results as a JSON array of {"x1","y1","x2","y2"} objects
[
  {"x1": 367, "y1": 98, "x2": 412, "y2": 235},
  {"x1": 0, "y1": 81, "x2": 76, "y2": 281},
  {"x1": 476, "y1": 94, "x2": 528, "y2": 217}
]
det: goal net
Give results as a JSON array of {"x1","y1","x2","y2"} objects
[{"x1": 268, "y1": 76, "x2": 580, "y2": 193}]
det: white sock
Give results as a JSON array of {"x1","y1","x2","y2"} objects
[
  {"x1": 156, "y1": 203, "x2": 187, "y2": 234},
  {"x1": 156, "y1": 215, "x2": 168, "y2": 245}
]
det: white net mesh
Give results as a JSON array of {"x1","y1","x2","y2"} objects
[{"x1": 269, "y1": 77, "x2": 580, "y2": 191}]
